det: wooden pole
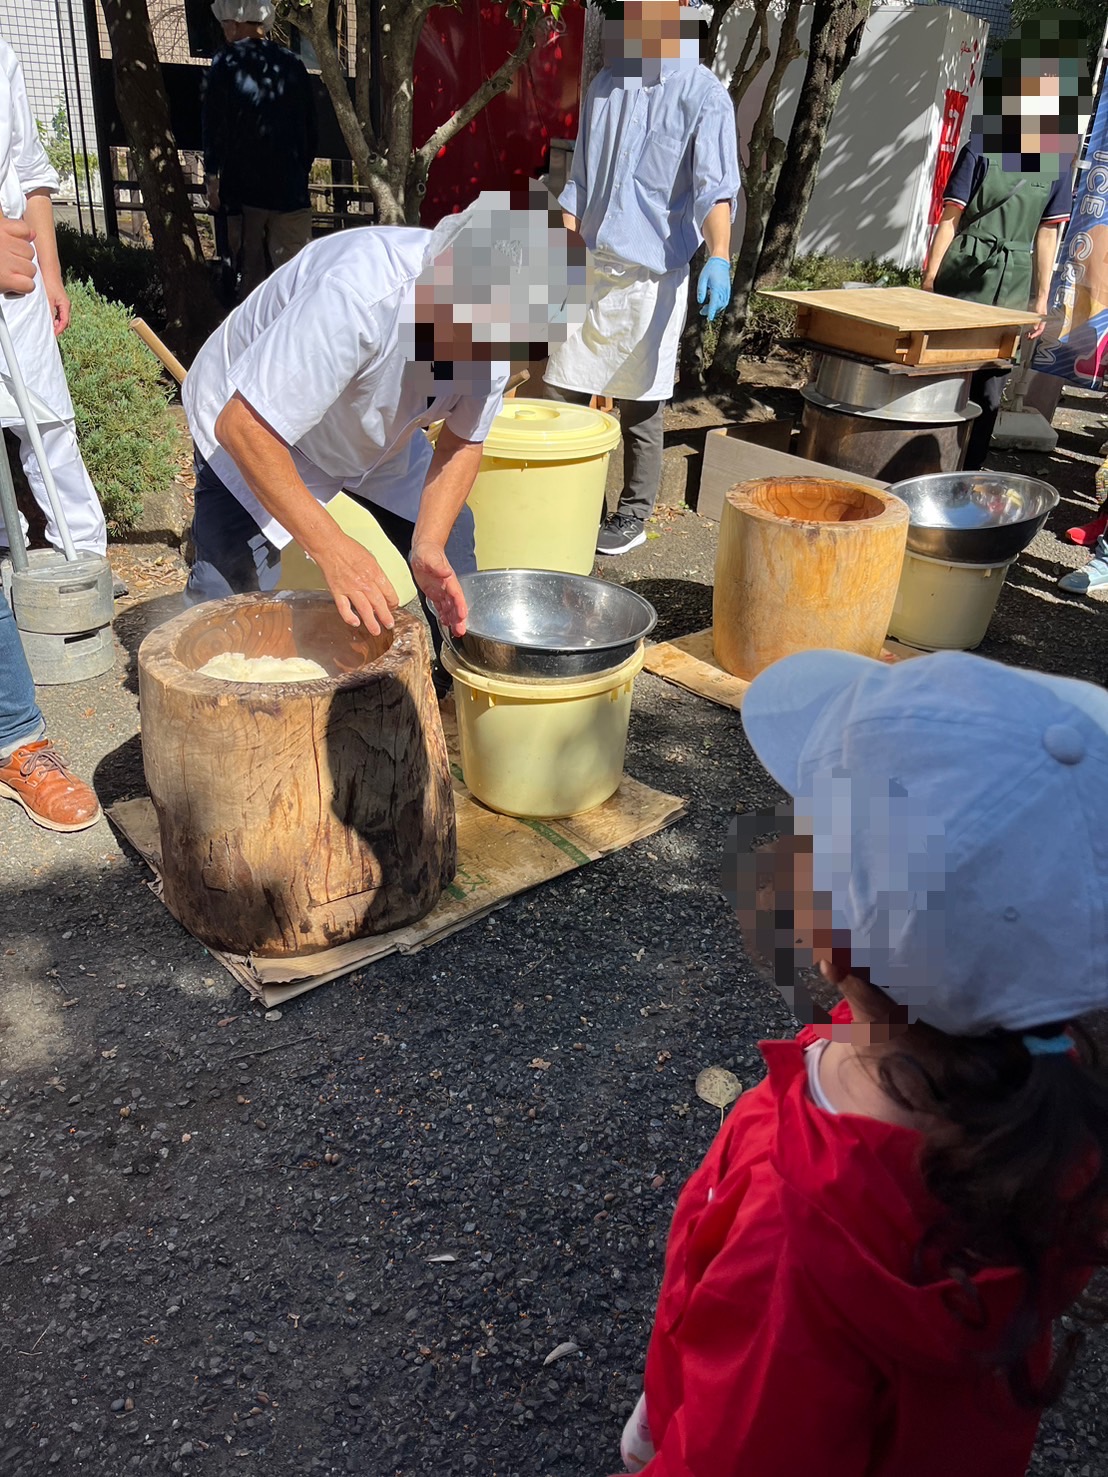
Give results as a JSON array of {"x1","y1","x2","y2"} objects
[{"x1": 131, "y1": 318, "x2": 187, "y2": 385}]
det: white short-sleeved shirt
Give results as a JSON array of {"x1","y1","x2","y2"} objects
[{"x1": 184, "y1": 226, "x2": 508, "y2": 548}]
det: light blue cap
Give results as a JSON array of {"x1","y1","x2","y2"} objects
[{"x1": 741, "y1": 649, "x2": 1108, "y2": 1037}]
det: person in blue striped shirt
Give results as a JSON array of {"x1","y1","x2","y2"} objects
[{"x1": 544, "y1": 1, "x2": 740, "y2": 555}]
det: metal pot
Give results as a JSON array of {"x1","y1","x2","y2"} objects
[
  {"x1": 442, "y1": 569, "x2": 658, "y2": 681},
  {"x1": 808, "y1": 357, "x2": 972, "y2": 421},
  {"x1": 889, "y1": 472, "x2": 1059, "y2": 564},
  {"x1": 798, "y1": 394, "x2": 980, "y2": 483}
]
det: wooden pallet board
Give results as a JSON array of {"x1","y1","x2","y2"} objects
[
  {"x1": 763, "y1": 287, "x2": 1041, "y2": 367},
  {"x1": 644, "y1": 629, "x2": 925, "y2": 712}
]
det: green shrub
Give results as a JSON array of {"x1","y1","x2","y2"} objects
[
  {"x1": 743, "y1": 255, "x2": 922, "y2": 360},
  {"x1": 56, "y1": 223, "x2": 164, "y2": 325},
  {"x1": 58, "y1": 279, "x2": 179, "y2": 535}
]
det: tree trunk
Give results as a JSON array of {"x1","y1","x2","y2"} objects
[
  {"x1": 705, "y1": 1, "x2": 804, "y2": 395},
  {"x1": 755, "y1": 0, "x2": 872, "y2": 289},
  {"x1": 677, "y1": 0, "x2": 775, "y2": 396},
  {"x1": 580, "y1": 1, "x2": 607, "y2": 100},
  {"x1": 100, "y1": 0, "x2": 219, "y2": 356}
]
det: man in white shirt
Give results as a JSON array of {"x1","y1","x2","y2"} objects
[
  {"x1": 183, "y1": 186, "x2": 581, "y2": 689},
  {"x1": 0, "y1": 35, "x2": 108, "y2": 565}
]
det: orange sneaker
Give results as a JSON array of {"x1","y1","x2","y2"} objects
[{"x1": 0, "y1": 738, "x2": 102, "y2": 832}]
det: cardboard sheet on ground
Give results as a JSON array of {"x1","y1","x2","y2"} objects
[
  {"x1": 107, "y1": 712, "x2": 685, "y2": 1007},
  {"x1": 644, "y1": 629, "x2": 924, "y2": 712}
]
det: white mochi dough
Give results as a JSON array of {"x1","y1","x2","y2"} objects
[{"x1": 197, "y1": 652, "x2": 329, "y2": 683}]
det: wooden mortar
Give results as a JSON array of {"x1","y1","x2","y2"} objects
[
  {"x1": 137, "y1": 592, "x2": 456, "y2": 956},
  {"x1": 713, "y1": 477, "x2": 909, "y2": 681}
]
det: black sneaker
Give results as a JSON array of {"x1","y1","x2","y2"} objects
[{"x1": 596, "y1": 512, "x2": 646, "y2": 556}]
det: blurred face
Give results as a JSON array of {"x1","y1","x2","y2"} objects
[
  {"x1": 724, "y1": 817, "x2": 907, "y2": 1045},
  {"x1": 621, "y1": 2, "x2": 683, "y2": 59},
  {"x1": 407, "y1": 194, "x2": 587, "y2": 365},
  {"x1": 980, "y1": 38, "x2": 1091, "y2": 173}
]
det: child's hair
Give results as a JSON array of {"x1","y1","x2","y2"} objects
[{"x1": 854, "y1": 975, "x2": 1108, "y2": 1408}]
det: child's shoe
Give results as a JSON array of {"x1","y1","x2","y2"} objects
[
  {"x1": 1058, "y1": 537, "x2": 1108, "y2": 594},
  {"x1": 1067, "y1": 512, "x2": 1108, "y2": 546}
]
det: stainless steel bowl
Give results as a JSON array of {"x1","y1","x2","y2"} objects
[
  {"x1": 444, "y1": 569, "x2": 658, "y2": 680},
  {"x1": 889, "y1": 472, "x2": 1059, "y2": 564},
  {"x1": 806, "y1": 359, "x2": 972, "y2": 421}
]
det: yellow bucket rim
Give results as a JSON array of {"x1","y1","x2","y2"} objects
[{"x1": 441, "y1": 642, "x2": 644, "y2": 699}]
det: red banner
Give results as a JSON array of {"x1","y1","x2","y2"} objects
[{"x1": 929, "y1": 88, "x2": 969, "y2": 227}]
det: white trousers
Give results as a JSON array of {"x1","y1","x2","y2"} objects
[
  {"x1": 0, "y1": 418, "x2": 107, "y2": 556},
  {"x1": 0, "y1": 261, "x2": 107, "y2": 557}
]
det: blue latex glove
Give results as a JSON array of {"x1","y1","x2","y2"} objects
[{"x1": 698, "y1": 256, "x2": 732, "y2": 322}]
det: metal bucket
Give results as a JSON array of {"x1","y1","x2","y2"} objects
[
  {"x1": 798, "y1": 394, "x2": 981, "y2": 483},
  {"x1": 809, "y1": 354, "x2": 972, "y2": 420}
]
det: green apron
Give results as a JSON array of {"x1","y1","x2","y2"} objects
[{"x1": 933, "y1": 154, "x2": 1051, "y2": 309}]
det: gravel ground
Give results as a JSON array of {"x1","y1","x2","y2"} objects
[{"x1": 1, "y1": 379, "x2": 1107, "y2": 1477}]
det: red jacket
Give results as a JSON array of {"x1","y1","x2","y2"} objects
[{"x1": 633, "y1": 1007, "x2": 1072, "y2": 1477}]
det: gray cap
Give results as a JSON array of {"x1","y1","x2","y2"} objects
[{"x1": 741, "y1": 647, "x2": 1108, "y2": 1037}]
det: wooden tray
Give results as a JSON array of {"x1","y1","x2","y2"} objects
[
  {"x1": 782, "y1": 339, "x2": 1012, "y2": 376},
  {"x1": 763, "y1": 287, "x2": 1041, "y2": 367}
]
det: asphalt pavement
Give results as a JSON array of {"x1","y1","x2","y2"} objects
[{"x1": 1, "y1": 394, "x2": 1107, "y2": 1475}]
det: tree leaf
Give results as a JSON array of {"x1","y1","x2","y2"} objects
[{"x1": 695, "y1": 1067, "x2": 741, "y2": 1114}]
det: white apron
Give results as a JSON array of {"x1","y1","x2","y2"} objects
[{"x1": 544, "y1": 251, "x2": 689, "y2": 402}]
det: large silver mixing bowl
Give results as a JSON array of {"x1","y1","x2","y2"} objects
[
  {"x1": 889, "y1": 472, "x2": 1059, "y2": 564},
  {"x1": 444, "y1": 569, "x2": 658, "y2": 679}
]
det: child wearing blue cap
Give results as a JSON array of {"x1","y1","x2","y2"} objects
[{"x1": 618, "y1": 649, "x2": 1108, "y2": 1477}]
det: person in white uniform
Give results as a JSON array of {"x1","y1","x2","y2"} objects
[
  {"x1": 544, "y1": 0, "x2": 740, "y2": 555},
  {"x1": 183, "y1": 184, "x2": 584, "y2": 692},
  {"x1": 0, "y1": 35, "x2": 107, "y2": 563}
]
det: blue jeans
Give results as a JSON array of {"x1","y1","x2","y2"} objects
[{"x1": 0, "y1": 591, "x2": 44, "y2": 759}]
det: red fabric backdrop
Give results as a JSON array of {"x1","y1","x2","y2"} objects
[{"x1": 413, "y1": 2, "x2": 584, "y2": 226}]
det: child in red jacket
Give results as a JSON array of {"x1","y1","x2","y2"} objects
[{"x1": 620, "y1": 648, "x2": 1108, "y2": 1477}]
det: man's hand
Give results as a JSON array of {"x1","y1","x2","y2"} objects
[
  {"x1": 920, "y1": 277, "x2": 935, "y2": 293},
  {"x1": 0, "y1": 218, "x2": 36, "y2": 296},
  {"x1": 312, "y1": 529, "x2": 399, "y2": 634},
  {"x1": 42, "y1": 274, "x2": 70, "y2": 335},
  {"x1": 412, "y1": 539, "x2": 467, "y2": 637}
]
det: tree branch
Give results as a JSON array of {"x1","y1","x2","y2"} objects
[
  {"x1": 287, "y1": 1, "x2": 380, "y2": 174},
  {"x1": 413, "y1": 6, "x2": 548, "y2": 174},
  {"x1": 729, "y1": 3, "x2": 772, "y2": 114}
]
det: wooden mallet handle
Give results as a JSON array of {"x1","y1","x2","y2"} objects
[{"x1": 130, "y1": 318, "x2": 188, "y2": 386}]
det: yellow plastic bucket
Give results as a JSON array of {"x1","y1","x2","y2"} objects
[
  {"x1": 278, "y1": 492, "x2": 418, "y2": 605},
  {"x1": 442, "y1": 643, "x2": 644, "y2": 819},
  {"x1": 888, "y1": 550, "x2": 1014, "y2": 651},
  {"x1": 461, "y1": 398, "x2": 621, "y2": 575}
]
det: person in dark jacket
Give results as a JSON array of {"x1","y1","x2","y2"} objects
[{"x1": 203, "y1": 1, "x2": 317, "y2": 299}]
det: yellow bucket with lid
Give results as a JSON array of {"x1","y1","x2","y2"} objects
[{"x1": 462, "y1": 398, "x2": 621, "y2": 575}]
